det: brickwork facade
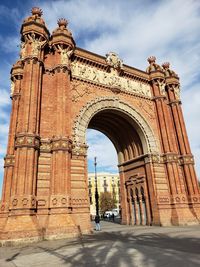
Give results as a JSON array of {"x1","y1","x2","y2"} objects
[{"x1": 0, "y1": 8, "x2": 200, "y2": 245}]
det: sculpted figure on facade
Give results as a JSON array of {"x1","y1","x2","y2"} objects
[
  {"x1": 106, "y1": 51, "x2": 123, "y2": 70},
  {"x1": 157, "y1": 80, "x2": 166, "y2": 96},
  {"x1": 20, "y1": 41, "x2": 26, "y2": 59},
  {"x1": 57, "y1": 45, "x2": 74, "y2": 66},
  {"x1": 25, "y1": 33, "x2": 46, "y2": 57},
  {"x1": 174, "y1": 85, "x2": 180, "y2": 100}
]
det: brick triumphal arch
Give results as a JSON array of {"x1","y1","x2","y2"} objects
[{"x1": 0, "y1": 8, "x2": 200, "y2": 244}]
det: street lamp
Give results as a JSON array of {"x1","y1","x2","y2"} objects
[{"x1": 94, "y1": 157, "x2": 99, "y2": 216}]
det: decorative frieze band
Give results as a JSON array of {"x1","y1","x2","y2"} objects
[
  {"x1": 158, "y1": 194, "x2": 200, "y2": 205},
  {"x1": 51, "y1": 137, "x2": 72, "y2": 152},
  {"x1": 45, "y1": 64, "x2": 70, "y2": 74},
  {"x1": 71, "y1": 141, "x2": 88, "y2": 156},
  {"x1": 71, "y1": 62, "x2": 152, "y2": 98},
  {"x1": 10, "y1": 195, "x2": 37, "y2": 210},
  {"x1": 15, "y1": 133, "x2": 40, "y2": 149},
  {"x1": 40, "y1": 137, "x2": 73, "y2": 153},
  {"x1": 50, "y1": 195, "x2": 71, "y2": 208},
  {"x1": 71, "y1": 198, "x2": 89, "y2": 207},
  {"x1": 4, "y1": 155, "x2": 15, "y2": 167},
  {"x1": 23, "y1": 56, "x2": 43, "y2": 65},
  {"x1": 179, "y1": 155, "x2": 194, "y2": 165},
  {"x1": 144, "y1": 153, "x2": 193, "y2": 164}
]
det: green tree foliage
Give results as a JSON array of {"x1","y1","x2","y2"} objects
[{"x1": 99, "y1": 192, "x2": 117, "y2": 214}]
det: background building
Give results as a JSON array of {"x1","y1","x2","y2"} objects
[{"x1": 88, "y1": 172, "x2": 120, "y2": 216}]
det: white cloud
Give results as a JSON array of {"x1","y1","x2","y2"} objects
[{"x1": 87, "y1": 129, "x2": 118, "y2": 172}]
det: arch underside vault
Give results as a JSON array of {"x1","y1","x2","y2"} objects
[
  {"x1": 73, "y1": 97, "x2": 160, "y2": 160},
  {"x1": 89, "y1": 109, "x2": 143, "y2": 164}
]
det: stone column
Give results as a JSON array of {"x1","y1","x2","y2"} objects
[
  {"x1": 0, "y1": 7, "x2": 50, "y2": 242},
  {"x1": 0, "y1": 66, "x2": 23, "y2": 221},
  {"x1": 119, "y1": 166, "x2": 130, "y2": 224},
  {"x1": 166, "y1": 81, "x2": 200, "y2": 206}
]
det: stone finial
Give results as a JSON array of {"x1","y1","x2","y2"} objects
[
  {"x1": 52, "y1": 18, "x2": 75, "y2": 48},
  {"x1": 162, "y1": 62, "x2": 170, "y2": 70},
  {"x1": 147, "y1": 56, "x2": 156, "y2": 64},
  {"x1": 57, "y1": 18, "x2": 68, "y2": 28},
  {"x1": 31, "y1": 7, "x2": 43, "y2": 17},
  {"x1": 162, "y1": 62, "x2": 178, "y2": 78},
  {"x1": 146, "y1": 56, "x2": 162, "y2": 73}
]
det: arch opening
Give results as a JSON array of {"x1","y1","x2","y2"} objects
[
  {"x1": 85, "y1": 107, "x2": 152, "y2": 226},
  {"x1": 88, "y1": 109, "x2": 144, "y2": 165},
  {"x1": 74, "y1": 97, "x2": 158, "y2": 226}
]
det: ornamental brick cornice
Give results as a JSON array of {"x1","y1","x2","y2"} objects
[
  {"x1": 15, "y1": 133, "x2": 40, "y2": 149},
  {"x1": 51, "y1": 64, "x2": 70, "y2": 73},
  {"x1": 21, "y1": 21, "x2": 49, "y2": 39},
  {"x1": 74, "y1": 47, "x2": 149, "y2": 82},
  {"x1": 4, "y1": 154, "x2": 15, "y2": 167},
  {"x1": 11, "y1": 61, "x2": 24, "y2": 79},
  {"x1": 165, "y1": 76, "x2": 179, "y2": 86},
  {"x1": 148, "y1": 71, "x2": 165, "y2": 81},
  {"x1": 22, "y1": 56, "x2": 44, "y2": 65}
]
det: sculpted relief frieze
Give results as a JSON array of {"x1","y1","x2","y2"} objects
[{"x1": 71, "y1": 62, "x2": 152, "y2": 98}]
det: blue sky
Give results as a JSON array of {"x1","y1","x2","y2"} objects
[{"x1": 0, "y1": 0, "x2": 200, "y2": 195}]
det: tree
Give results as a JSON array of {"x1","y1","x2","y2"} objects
[{"x1": 99, "y1": 192, "x2": 117, "y2": 214}]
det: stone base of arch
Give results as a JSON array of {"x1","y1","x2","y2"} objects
[
  {"x1": 157, "y1": 205, "x2": 200, "y2": 226},
  {"x1": 0, "y1": 212, "x2": 92, "y2": 246}
]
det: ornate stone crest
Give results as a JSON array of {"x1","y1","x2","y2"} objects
[{"x1": 106, "y1": 52, "x2": 123, "y2": 70}]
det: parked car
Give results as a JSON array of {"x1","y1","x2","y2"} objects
[{"x1": 104, "y1": 211, "x2": 112, "y2": 218}]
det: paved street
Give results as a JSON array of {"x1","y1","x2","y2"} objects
[{"x1": 0, "y1": 221, "x2": 200, "y2": 267}]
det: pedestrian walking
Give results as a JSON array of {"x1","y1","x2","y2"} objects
[
  {"x1": 112, "y1": 213, "x2": 115, "y2": 222},
  {"x1": 95, "y1": 214, "x2": 101, "y2": 231}
]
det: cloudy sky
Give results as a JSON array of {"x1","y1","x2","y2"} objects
[{"x1": 0, "y1": 0, "x2": 200, "y2": 194}]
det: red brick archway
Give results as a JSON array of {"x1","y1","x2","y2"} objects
[{"x1": 0, "y1": 8, "x2": 199, "y2": 245}]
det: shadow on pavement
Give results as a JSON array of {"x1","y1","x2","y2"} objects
[{"x1": 1, "y1": 224, "x2": 200, "y2": 267}]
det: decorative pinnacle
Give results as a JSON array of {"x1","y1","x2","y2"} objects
[
  {"x1": 57, "y1": 18, "x2": 68, "y2": 28},
  {"x1": 162, "y1": 62, "x2": 170, "y2": 69},
  {"x1": 31, "y1": 7, "x2": 43, "y2": 17},
  {"x1": 147, "y1": 56, "x2": 156, "y2": 64}
]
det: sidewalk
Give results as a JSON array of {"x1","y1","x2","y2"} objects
[{"x1": 0, "y1": 221, "x2": 200, "y2": 266}]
